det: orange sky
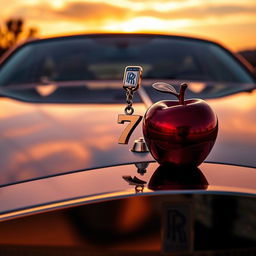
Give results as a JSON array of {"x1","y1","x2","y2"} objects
[{"x1": 0, "y1": 0, "x2": 256, "y2": 51}]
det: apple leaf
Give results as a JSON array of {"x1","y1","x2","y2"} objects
[{"x1": 152, "y1": 82, "x2": 178, "y2": 95}]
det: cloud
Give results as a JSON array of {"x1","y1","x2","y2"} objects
[
  {"x1": 13, "y1": 1, "x2": 130, "y2": 24},
  {"x1": 56, "y1": 2, "x2": 130, "y2": 22},
  {"x1": 54, "y1": 2, "x2": 256, "y2": 21},
  {"x1": 145, "y1": 0, "x2": 188, "y2": 1},
  {"x1": 12, "y1": 1, "x2": 256, "y2": 25},
  {"x1": 139, "y1": 4, "x2": 256, "y2": 20}
]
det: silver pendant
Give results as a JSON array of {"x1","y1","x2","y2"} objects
[{"x1": 118, "y1": 66, "x2": 143, "y2": 144}]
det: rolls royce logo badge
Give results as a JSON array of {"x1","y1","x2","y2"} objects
[
  {"x1": 126, "y1": 72, "x2": 136, "y2": 84},
  {"x1": 123, "y1": 66, "x2": 142, "y2": 90}
]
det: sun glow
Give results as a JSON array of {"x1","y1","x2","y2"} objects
[
  {"x1": 51, "y1": 0, "x2": 64, "y2": 9},
  {"x1": 0, "y1": 0, "x2": 255, "y2": 50},
  {"x1": 105, "y1": 17, "x2": 163, "y2": 32},
  {"x1": 104, "y1": 17, "x2": 191, "y2": 33}
]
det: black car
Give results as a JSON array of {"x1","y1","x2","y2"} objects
[{"x1": 0, "y1": 34, "x2": 255, "y2": 255}]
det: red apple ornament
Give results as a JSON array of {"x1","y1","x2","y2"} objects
[{"x1": 143, "y1": 82, "x2": 218, "y2": 167}]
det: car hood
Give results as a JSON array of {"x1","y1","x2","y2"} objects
[
  {"x1": 0, "y1": 100, "x2": 151, "y2": 186},
  {"x1": 0, "y1": 89, "x2": 255, "y2": 186}
]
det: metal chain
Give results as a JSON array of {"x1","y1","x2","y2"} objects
[{"x1": 124, "y1": 89, "x2": 134, "y2": 115}]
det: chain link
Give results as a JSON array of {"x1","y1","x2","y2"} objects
[{"x1": 124, "y1": 89, "x2": 134, "y2": 115}]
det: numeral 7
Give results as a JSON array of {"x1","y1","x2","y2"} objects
[{"x1": 118, "y1": 114, "x2": 142, "y2": 144}]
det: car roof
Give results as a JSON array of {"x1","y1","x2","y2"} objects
[
  {"x1": 0, "y1": 162, "x2": 255, "y2": 222},
  {"x1": 26, "y1": 32, "x2": 220, "y2": 45}
]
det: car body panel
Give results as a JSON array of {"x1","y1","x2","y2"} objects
[
  {"x1": 204, "y1": 89, "x2": 256, "y2": 168},
  {"x1": 0, "y1": 162, "x2": 255, "y2": 222},
  {"x1": 0, "y1": 100, "x2": 151, "y2": 187},
  {"x1": 0, "y1": 89, "x2": 255, "y2": 187}
]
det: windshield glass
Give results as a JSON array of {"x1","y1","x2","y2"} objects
[{"x1": 0, "y1": 35, "x2": 254, "y2": 103}]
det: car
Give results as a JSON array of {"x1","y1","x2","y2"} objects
[{"x1": 0, "y1": 33, "x2": 255, "y2": 255}]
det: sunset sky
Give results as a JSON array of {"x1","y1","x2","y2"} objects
[{"x1": 0, "y1": 0, "x2": 255, "y2": 51}]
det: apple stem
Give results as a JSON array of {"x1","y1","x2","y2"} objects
[{"x1": 179, "y1": 83, "x2": 188, "y2": 105}]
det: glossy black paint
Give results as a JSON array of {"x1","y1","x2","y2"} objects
[
  {"x1": 148, "y1": 164, "x2": 209, "y2": 190},
  {"x1": 0, "y1": 161, "x2": 255, "y2": 255},
  {"x1": 1, "y1": 193, "x2": 255, "y2": 254},
  {"x1": 0, "y1": 161, "x2": 255, "y2": 222}
]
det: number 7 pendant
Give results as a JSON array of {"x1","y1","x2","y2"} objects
[{"x1": 118, "y1": 114, "x2": 142, "y2": 144}]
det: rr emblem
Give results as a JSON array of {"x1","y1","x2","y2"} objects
[
  {"x1": 126, "y1": 72, "x2": 136, "y2": 84},
  {"x1": 123, "y1": 66, "x2": 142, "y2": 91}
]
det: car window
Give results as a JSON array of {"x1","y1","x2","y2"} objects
[
  {"x1": 0, "y1": 35, "x2": 254, "y2": 103},
  {"x1": 1, "y1": 36, "x2": 254, "y2": 85}
]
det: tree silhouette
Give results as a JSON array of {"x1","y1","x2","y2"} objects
[{"x1": 0, "y1": 18, "x2": 38, "y2": 57}]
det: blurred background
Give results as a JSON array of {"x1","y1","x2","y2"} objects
[{"x1": 0, "y1": 0, "x2": 255, "y2": 66}]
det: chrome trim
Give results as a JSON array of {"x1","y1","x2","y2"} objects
[{"x1": 0, "y1": 188, "x2": 255, "y2": 223}]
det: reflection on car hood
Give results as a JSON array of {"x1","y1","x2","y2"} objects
[
  {"x1": 207, "y1": 89, "x2": 256, "y2": 167},
  {"x1": 0, "y1": 162, "x2": 255, "y2": 221},
  {"x1": 0, "y1": 101, "x2": 151, "y2": 186},
  {"x1": 0, "y1": 89, "x2": 255, "y2": 186}
]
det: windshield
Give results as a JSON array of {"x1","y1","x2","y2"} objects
[{"x1": 0, "y1": 35, "x2": 254, "y2": 103}]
